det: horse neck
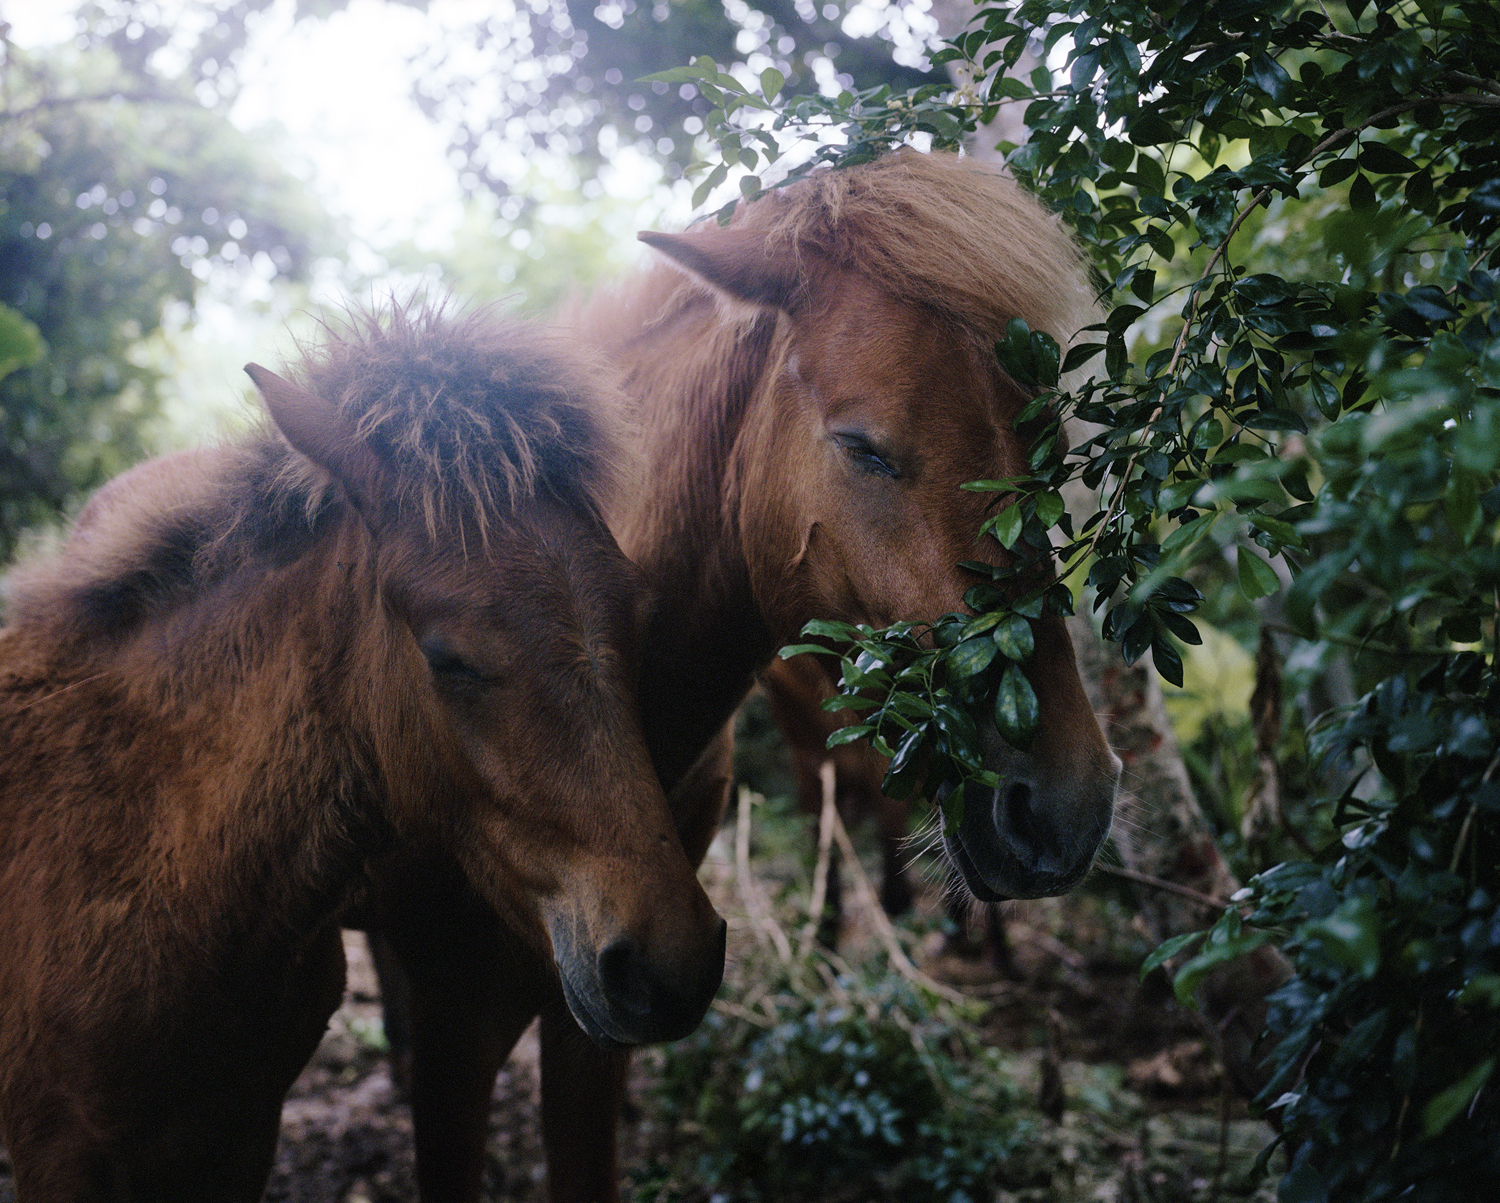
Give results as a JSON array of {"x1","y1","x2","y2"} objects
[
  {"x1": 589, "y1": 288, "x2": 787, "y2": 790},
  {"x1": 15, "y1": 510, "x2": 392, "y2": 957}
]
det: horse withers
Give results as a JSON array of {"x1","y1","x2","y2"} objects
[{"x1": 0, "y1": 307, "x2": 724, "y2": 1202}]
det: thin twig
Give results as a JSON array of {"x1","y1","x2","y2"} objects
[
  {"x1": 1210, "y1": 1080, "x2": 1232, "y2": 1203},
  {"x1": 797, "y1": 760, "x2": 838, "y2": 959},
  {"x1": 1093, "y1": 861, "x2": 1230, "y2": 911},
  {"x1": 711, "y1": 999, "x2": 775, "y2": 1028},
  {"x1": 825, "y1": 800, "x2": 971, "y2": 1006},
  {"x1": 735, "y1": 786, "x2": 793, "y2": 963},
  {"x1": 5, "y1": 91, "x2": 195, "y2": 120},
  {"x1": 1449, "y1": 751, "x2": 1499, "y2": 875}
]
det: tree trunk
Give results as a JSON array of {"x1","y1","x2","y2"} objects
[{"x1": 1070, "y1": 614, "x2": 1292, "y2": 1105}]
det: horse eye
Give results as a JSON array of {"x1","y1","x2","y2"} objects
[
  {"x1": 832, "y1": 432, "x2": 900, "y2": 479},
  {"x1": 420, "y1": 635, "x2": 485, "y2": 683}
]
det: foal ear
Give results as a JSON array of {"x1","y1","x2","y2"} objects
[
  {"x1": 245, "y1": 363, "x2": 384, "y2": 516},
  {"x1": 639, "y1": 228, "x2": 803, "y2": 311}
]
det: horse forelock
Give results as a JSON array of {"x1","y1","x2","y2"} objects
[
  {"x1": 284, "y1": 302, "x2": 635, "y2": 542},
  {"x1": 747, "y1": 150, "x2": 1097, "y2": 346},
  {"x1": 3, "y1": 305, "x2": 631, "y2": 644},
  {"x1": 593, "y1": 151, "x2": 1095, "y2": 357}
]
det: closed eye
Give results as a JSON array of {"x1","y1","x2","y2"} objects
[
  {"x1": 420, "y1": 635, "x2": 488, "y2": 684},
  {"x1": 831, "y1": 432, "x2": 900, "y2": 479}
]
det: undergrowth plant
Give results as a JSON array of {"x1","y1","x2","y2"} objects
[
  {"x1": 658, "y1": 2, "x2": 1500, "y2": 1198},
  {"x1": 634, "y1": 959, "x2": 1032, "y2": 1203}
]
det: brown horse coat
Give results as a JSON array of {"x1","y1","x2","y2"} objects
[
  {"x1": 374, "y1": 151, "x2": 1121, "y2": 1203},
  {"x1": 0, "y1": 307, "x2": 724, "y2": 1202}
]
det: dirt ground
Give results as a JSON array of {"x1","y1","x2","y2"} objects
[{"x1": 0, "y1": 836, "x2": 1282, "y2": 1203}]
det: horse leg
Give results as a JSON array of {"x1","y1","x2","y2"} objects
[
  {"x1": 539, "y1": 1001, "x2": 630, "y2": 1203},
  {"x1": 817, "y1": 840, "x2": 844, "y2": 949},
  {"x1": 363, "y1": 926, "x2": 414, "y2": 1095},
  {"x1": 666, "y1": 722, "x2": 734, "y2": 867},
  {"x1": 404, "y1": 938, "x2": 539, "y2": 1203}
]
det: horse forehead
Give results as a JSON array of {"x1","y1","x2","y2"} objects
[
  {"x1": 797, "y1": 277, "x2": 995, "y2": 420},
  {"x1": 395, "y1": 508, "x2": 642, "y2": 633}
]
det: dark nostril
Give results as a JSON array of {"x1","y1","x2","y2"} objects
[
  {"x1": 1003, "y1": 779, "x2": 1034, "y2": 827},
  {"x1": 996, "y1": 777, "x2": 1049, "y2": 865},
  {"x1": 596, "y1": 937, "x2": 653, "y2": 1019}
]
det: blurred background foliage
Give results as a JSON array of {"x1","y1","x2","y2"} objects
[
  {"x1": 0, "y1": 7, "x2": 328, "y2": 557},
  {"x1": 0, "y1": 0, "x2": 955, "y2": 555}
]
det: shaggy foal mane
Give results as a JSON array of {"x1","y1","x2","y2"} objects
[
  {"x1": 4, "y1": 305, "x2": 631, "y2": 639},
  {"x1": 287, "y1": 303, "x2": 631, "y2": 539}
]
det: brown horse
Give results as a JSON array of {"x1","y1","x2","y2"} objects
[
  {"x1": 0, "y1": 308, "x2": 724, "y2": 1202},
  {"x1": 372, "y1": 150, "x2": 1121, "y2": 1203}
]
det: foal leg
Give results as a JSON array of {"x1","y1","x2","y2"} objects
[
  {"x1": 405, "y1": 941, "x2": 540, "y2": 1203},
  {"x1": 539, "y1": 1001, "x2": 631, "y2": 1203},
  {"x1": 363, "y1": 926, "x2": 414, "y2": 1095}
]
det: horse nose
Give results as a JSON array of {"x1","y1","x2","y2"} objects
[
  {"x1": 595, "y1": 918, "x2": 727, "y2": 1042},
  {"x1": 944, "y1": 749, "x2": 1117, "y2": 902},
  {"x1": 992, "y1": 775, "x2": 1075, "y2": 886}
]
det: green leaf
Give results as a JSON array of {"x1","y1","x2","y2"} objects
[
  {"x1": 800, "y1": 618, "x2": 860, "y2": 642},
  {"x1": 990, "y1": 503, "x2": 1024, "y2": 549},
  {"x1": 1035, "y1": 490, "x2": 1065, "y2": 527},
  {"x1": 948, "y1": 635, "x2": 998, "y2": 679},
  {"x1": 991, "y1": 613, "x2": 1034, "y2": 663},
  {"x1": 825, "y1": 724, "x2": 873, "y2": 749},
  {"x1": 1247, "y1": 52, "x2": 1293, "y2": 105},
  {"x1": 993, "y1": 664, "x2": 1038, "y2": 748},
  {"x1": 759, "y1": 67, "x2": 784, "y2": 102},
  {"x1": 1421, "y1": 1058, "x2": 1494, "y2": 1138},
  {"x1": 1305, "y1": 895, "x2": 1381, "y2": 979},
  {"x1": 1152, "y1": 635, "x2": 1184, "y2": 687},
  {"x1": 1161, "y1": 511, "x2": 1216, "y2": 558},
  {"x1": 0, "y1": 303, "x2": 45, "y2": 381},
  {"x1": 1172, "y1": 929, "x2": 1275, "y2": 1007},
  {"x1": 1359, "y1": 141, "x2": 1417, "y2": 175},
  {"x1": 1237, "y1": 548, "x2": 1281, "y2": 600},
  {"x1": 1349, "y1": 172, "x2": 1376, "y2": 211},
  {"x1": 1140, "y1": 930, "x2": 1205, "y2": 978},
  {"x1": 778, "y1": 643, "x2": 834, "y2": 659}
]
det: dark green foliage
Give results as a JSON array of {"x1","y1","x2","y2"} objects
[
  {"x1": 663, "y1": 2, "x2": 1500, "y2": 1196},
  {"x1": 638, "y1": 966, "x2": 1029, "y2": 1203}
]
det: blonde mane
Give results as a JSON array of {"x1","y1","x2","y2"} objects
[
  {"x1": 747, "y1": 150, "x2": 1096, "y2": 343},
  {"x1": 576, "y1": 150, "x2": 1096, "y2": 350}
]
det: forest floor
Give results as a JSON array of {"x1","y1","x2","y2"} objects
[
  {"x1": 257, "y1": 785, "x2": 1284, "y2": 1203},
  {"x1": 0, "y1": 726, "x2": 1287, "y2": 1203},
  {"x1": 254, "y1": 856, "x2": 1283, "y2": 1203}
]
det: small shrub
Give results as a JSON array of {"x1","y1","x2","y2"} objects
[{"x1": 636, "y1": 961, "x2": 1030, "y2": 1203}]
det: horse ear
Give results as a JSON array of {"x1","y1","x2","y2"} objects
[
  {"x1": 638, "y1": 228, "x2": 803, "y2": 310},
  {"x1": 244, "y1": 363, "x2": 383, "y2": 515}
]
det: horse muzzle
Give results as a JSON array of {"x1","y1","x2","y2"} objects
[
  {"x1": 550, "y1": 916, "x2": 727, "y2": 1049},
  {"x1": 939, "y1": 737, "x2": 1120, "y2": 902}
]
